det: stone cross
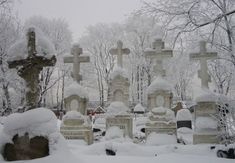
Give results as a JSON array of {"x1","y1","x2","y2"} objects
[
  {"x1": 144, "y1": 39, "x2": 173, "y2": 77},
  {"x1": 7, "y1": 28, "x2": 56, "y2": 110},
  {"x1": 190, "y1": 41, "x2": 217, "y2": 89},
  {"x1": 109, "y1": 40, "x2": 130, "y2": 68},
  {"x1": 64, "y1": 44, "x2": 90, "y2": 83}
]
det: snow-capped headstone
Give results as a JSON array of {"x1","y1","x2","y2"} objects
[
  {"x1": 105, "y1": 102, "x2": 133, "y2": 138},
  {"x1": 144, "y1": 39, "x2": 173, "y2": 77},
  {"x1": 7, "y1": 27, "x2": 56, "y2": 110},
  {"x1": 61, "y1": 44, "x2": 93, "y2": 144},
  {"x1": 107, "y1": 41, "x2": 130, "y2": 107},
  {"x1": 63, "y1": 44, "x2": 90, "y2": 115},
  {"x1": 145, "y1": 39, "x2": 176, "y2": 143},
  {"x1": 60, "y1": 111, "x2": 93, "y2": 145},
  {"x1": 176, "y1": 109, "x2": 192, "y2": 129},
  {"x1": 190, "y1": 41, "x2": 219, "y2": 144}
]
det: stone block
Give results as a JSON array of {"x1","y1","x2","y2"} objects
[{"x1": 3, "y1": 134, "x2": 49, "y2": 161}]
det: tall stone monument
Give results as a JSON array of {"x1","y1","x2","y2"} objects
[
  {"x1": 8, "y1": 28, "x2": 56, "y2": 110},
  {"x1": 108, "y1": 40, "x2": 130, "y2": 106},
  {"x1": 106, "y1": 40, "x2": 133, "y2": 139},
  {"x1": 190, "y1": 41, "x2": 219, "y2": 144},
  {"x1": 60, "y1": 44, "x2": 93, "y2": 145},
  {"x1": 144, "y1": 39, "x2": 176, "y2": 143},
  {"x1": 3, "y1": 28, "x2": 57, "y2": 161},
  {"x1": 63, "y1": 44, "x2": 90, "y2": 114}
]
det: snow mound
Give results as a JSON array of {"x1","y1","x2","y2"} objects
[
  {"x1": 151, "y1": 107, "x2": 175, "y2": 121},
  {"x1": 146, "y1": 133, "x2": 177, "y2": 145},
  {"x1": 110, "y1": 65, "x2": 129, "y2": 80},
  {"x1": 3, "y1": 108, "x2": 57, "y2": 137},
  {"x1": 63, "y1": 111, "x2": 85, "y2": 120},
  {"x1": 105, "y1": 126, "x2": 124, "y2": 140},
  {"x1": 196, "y1": 117, "x2": 217, "y2": 129},
  {"x1": 0, "y1": 108, "x2": 75, "y2": 162},
  {"x1": 152, "y1": 106, "x2": 167, "y2": 114},
  {"x1": 177, "y1": 127, "x2": 193, "y2": 134},
  {"x1": 176, "y1": 109, "x2": 192, "y2": 121},
  {"x1": 64, "y1": 81, "x2": 88, "y2": 99},
  {"x1": 106, "y1": 101, "x2": 129, "y2": 115},
  {"x1": 8, "y1": 27, "x2": 55, "y2": 62},
  {"x1": 134, "y1": 103, "x2": 145, "y2": 112},
  {"x1": 147, "y1": 77, "x2": 172, "y2": 94}
]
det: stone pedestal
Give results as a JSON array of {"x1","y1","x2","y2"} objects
[
  {"x1": 147, "y1": 77, "x2": 173, "y2": 111},
  {"x1": 193, "y1": 100, "x2": 219, "y2": 144},
  {"x1": 145, "y1": 107, "x2": 176, "y2": 137},
  {"x1": 60, "y1": 111, "x2": 93, "y2": 145},
  {"x1": 106, "y1": 115, "x2": 133, "y2": 138}
]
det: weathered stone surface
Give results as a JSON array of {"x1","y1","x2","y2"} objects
[
  {"x1": 3, "y1": 133, "x2": 49, "y2": 161},
  {"x1": 7, "y1": 28, "x2": 56, "y2": 110},
  {"x1": 193, "y1": 134, "x2": 219, "y2": 144}
]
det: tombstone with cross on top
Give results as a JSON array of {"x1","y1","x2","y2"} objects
[{"x1": 190, "y1": 41, "x2": 220, "y2": 144}]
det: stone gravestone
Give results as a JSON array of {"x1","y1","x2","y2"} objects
[
  {"x1": 106, "y1": 102, "x2": 133, "y2": 138},
  {"x1": 144, "y1": 39, "x2": 177, "y2": 143},
  {"x1": 176, "y1": 109, "x2": 192, "y2": 129},
  {"x1": 60, "y1": 44, "x2": 93, "y2": 145},
  {"x1": 107, "y1": 40, "x2": 130, "y2": 107},
  {"x1": 3, "y1": 28, "x2": 56, "y2": 161},
  {"x1": 8, "y1": 28, "x2": 56, "y2": 110},
  {"x1": 63, "y1": 44, "x2": 90, "y2": 115},
  {"x1": 105, "y1": 41, "x2": 133, "y2": 139},
  {"x1": 190, "y1": 41, "x2": 219, "y2": 144}
]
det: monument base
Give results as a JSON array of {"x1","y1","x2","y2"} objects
[
  {"x1": 193, "y1": 133, "x2": 219, "y2": 144},
  {"x1": 60, "y1": 125, "x2": 93, "y2": 145}
]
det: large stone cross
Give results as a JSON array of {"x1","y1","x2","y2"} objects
[
  {"x1": 190, "y1": 41, "x2": 217, "y2": 89},
  {"x1": 109, "y1": 40, "x2": 130, "y2": 67},
  {"x1": 64, "y1": 44, "x2": 90, "y2": 83},
  {"x1": 144, "y1": 39, "x2": 173, "y2": 77},
  {"x1": 7, "y1": 28, "x2": 56, "y2": 110}
]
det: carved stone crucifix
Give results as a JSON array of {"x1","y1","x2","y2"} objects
[{"x1": 7, "y1": 28, "x2": 56, "y2": 110}]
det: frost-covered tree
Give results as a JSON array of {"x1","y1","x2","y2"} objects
[
  {"x1": 124, "y1": 15, "x2": 163, "y2": 105},
  {"x1": 80, "y1": 23, "x2": 123, "y2": 107},
  {"x1": 139, "y1": 0, "x2": 235, "y2": 97},
  {"x1": 0, "y1": 0, "x2": 21, "y2": 115},
  {"x1": 216, "y1": 97, "x2": 235, "y2": 144}
]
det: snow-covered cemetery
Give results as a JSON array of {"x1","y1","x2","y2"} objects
[{"x1": 0, "y1": 0, "x2": 235, "y2": 162}]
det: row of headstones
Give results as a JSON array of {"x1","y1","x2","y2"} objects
[{"x1": 60, "y1": 36, "x2": 220, "y2": 142}]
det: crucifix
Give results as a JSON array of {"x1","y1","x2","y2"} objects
[
  {"x1": 64, "y1": 44, "x2": 90, "y2": 83},
  {"x1": 144, "y1": 39, "x2": 173, "y2": 77},
  {"x1": 190, "y1": 41, "x2": 217, "y2": 89},
  {"x1": 7, "y1": 28, "x2": 56, "y2": 110},
  {"x1": 109, "y1": 40, "x2": 130, "y2": 68}
]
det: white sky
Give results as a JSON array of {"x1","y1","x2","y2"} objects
[{"x1": 15, "y1": 0, "x2": 145, "y2": 42}]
